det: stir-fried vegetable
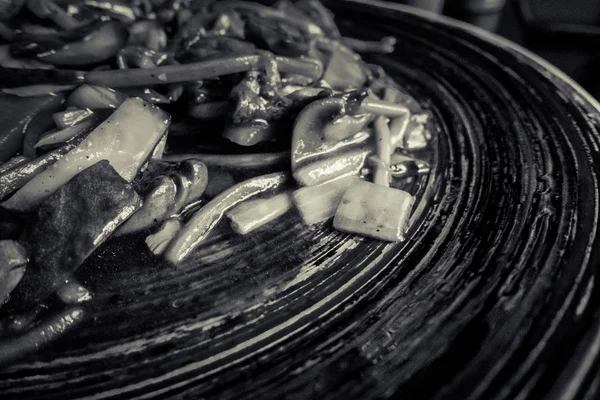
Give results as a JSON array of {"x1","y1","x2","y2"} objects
[
  {"x1": 67, "y1": 84, "x2": 129, "y2": 109},
  {"x1": 84, "y1": 54, "x2": 323, "y2": 87},
  {"x1": 2, "y1": 98, "x2": 169, "y2": 212},
  {"x1": 333, "y1": 115, "x2": 415, "y2": 241},
  {"x1": 0, "y1": 0, "x2": 432, "y2": 353},
  {"x1": 0, "y1": 134, "x2": 84, "y2": 201},
  {"x1": 26, "y1": 0, "x2": 80, "y2": 31},
  {"x1": 4, "y1": 160, "x2": 141, "y2": 312},
  {"x1": 293, "y1": 147, "x2": 371, "y2": 186},
  {"x1": 163, "y1": 151, "x2": 289, "y2": 169},
  {"x1": 55, "y1": 278, "x2": 92, "y2": 305},
  {"x1": 34, "y1": 118, "x2": 99, "y2": 149},
  {"x1": 165, "y1": 171, "x2": 290, "y2": 264},
  {"x1": 293, "y1": 175, "x2": 358, "y2": 225},
  {"x1": 226, "y1": 191, "x2": 293, "y2": 234},
  {"x1": 0, "y1": 155, "x2": 28, "y2": 175},
  {"x1": 0, "y1": 307, "x2": 84, "y2": 364},
  {"x1": 115, "y1": 175, "x2": 177, "y2": 236},
  {"x1": 0, "y1": 93, "x2": 65, "y2": 162},
  {"x1": 0, "y1": 240, "x2": 27, "y2": 305}
]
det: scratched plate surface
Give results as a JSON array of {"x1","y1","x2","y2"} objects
[{"x1": 2, "y1": 1, "x2": 600, "y2": 399}]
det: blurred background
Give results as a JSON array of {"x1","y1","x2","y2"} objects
[{"x1": 397, "y1": 0, "x2": 600, "y2": 100}]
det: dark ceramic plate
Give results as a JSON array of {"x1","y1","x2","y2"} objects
[{"x1": 3, "y1": 1, "x2": 600, "y2": 399}]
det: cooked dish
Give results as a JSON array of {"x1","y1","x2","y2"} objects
[{"x1": 0, "y1": 0, "x2": 430, "y2": 360}]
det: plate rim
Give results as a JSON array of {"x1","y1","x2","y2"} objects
[{"x1": 343, "y1": 0, "x2": 600, "y2": 114}]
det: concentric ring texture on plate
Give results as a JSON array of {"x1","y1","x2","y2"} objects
[{"x1": 2, "y1": 1, "x2": 600, "y2": 399}]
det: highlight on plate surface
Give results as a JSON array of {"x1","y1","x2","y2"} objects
[{"x1": 0, "y1": 0, "x2": 431, "y2": 358}]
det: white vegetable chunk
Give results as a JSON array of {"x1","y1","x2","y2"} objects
[{"x1": 3, "y1": 98, "x2": 170, "y2": 213}]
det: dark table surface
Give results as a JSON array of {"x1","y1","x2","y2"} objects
[
  {"x1": 411, "y1": 0, "x2": 600, "y2": 100},
  {"x1": 496, "y1": 1, "x2": 600, "y2": 101}
]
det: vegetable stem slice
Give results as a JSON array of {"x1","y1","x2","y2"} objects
[
  {"x1": 0, "y1": 307, "x2": 84, "y2": 365},
  {"x1": 162, "y1": 151, "x2": 289, "y2": 170},
  {"x1": 0, "y1": 140, "x2": 76, "y2": 201},
  {"x1": 293, "y1": 175, "x2": 359, "y2": 225},
  {"x1": 227, "y1": 191, "x2": 293, "y2": 234},
  {"x1": 84, "y1": 55, "x2": 322, "y2": 88},
  {"x1": 293, "y1": 148, "x2": 371, "y2": 187},
  {"x1": 361, "y1": 98, "x2": 409, "y2": 117},
  {"x1": 0, "y1": 156, "x2": 29, "y2": 175},
  {"x1": 2, "y1": 98, "x2": 170, "y2": 213},
  {"x1": 333, "y1": 180, "x2": 414, "y2": 241},
  {"x1": 373, "y1": 116, "x2": 391, "y2": 186}
]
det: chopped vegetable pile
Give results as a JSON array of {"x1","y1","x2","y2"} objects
[{"x1": 0, "y1": 0, "x2": 431, "y2": 352}]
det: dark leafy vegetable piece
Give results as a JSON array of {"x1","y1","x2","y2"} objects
[
  {"x1": 174, "y1": 12, "x2": 217, "y2": 42},
  {"x1": 173, "y1": 11, "x2": 245, "y2": 56},
  {"x1": 0, "y1": 44, "x2": 50, "y2": 69},
  {"x1": 0, "y1": 93, "x2": 65, "y2": 162},
  {"x1": 3, "y1": 160, "x2": 141, "y2": 312},
  {"x1": 210, "y1": 11, "x2": 246, "y2": 38},
  {"x1": 188, "y1": 78, "x2": 231, "y2": 104}
]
